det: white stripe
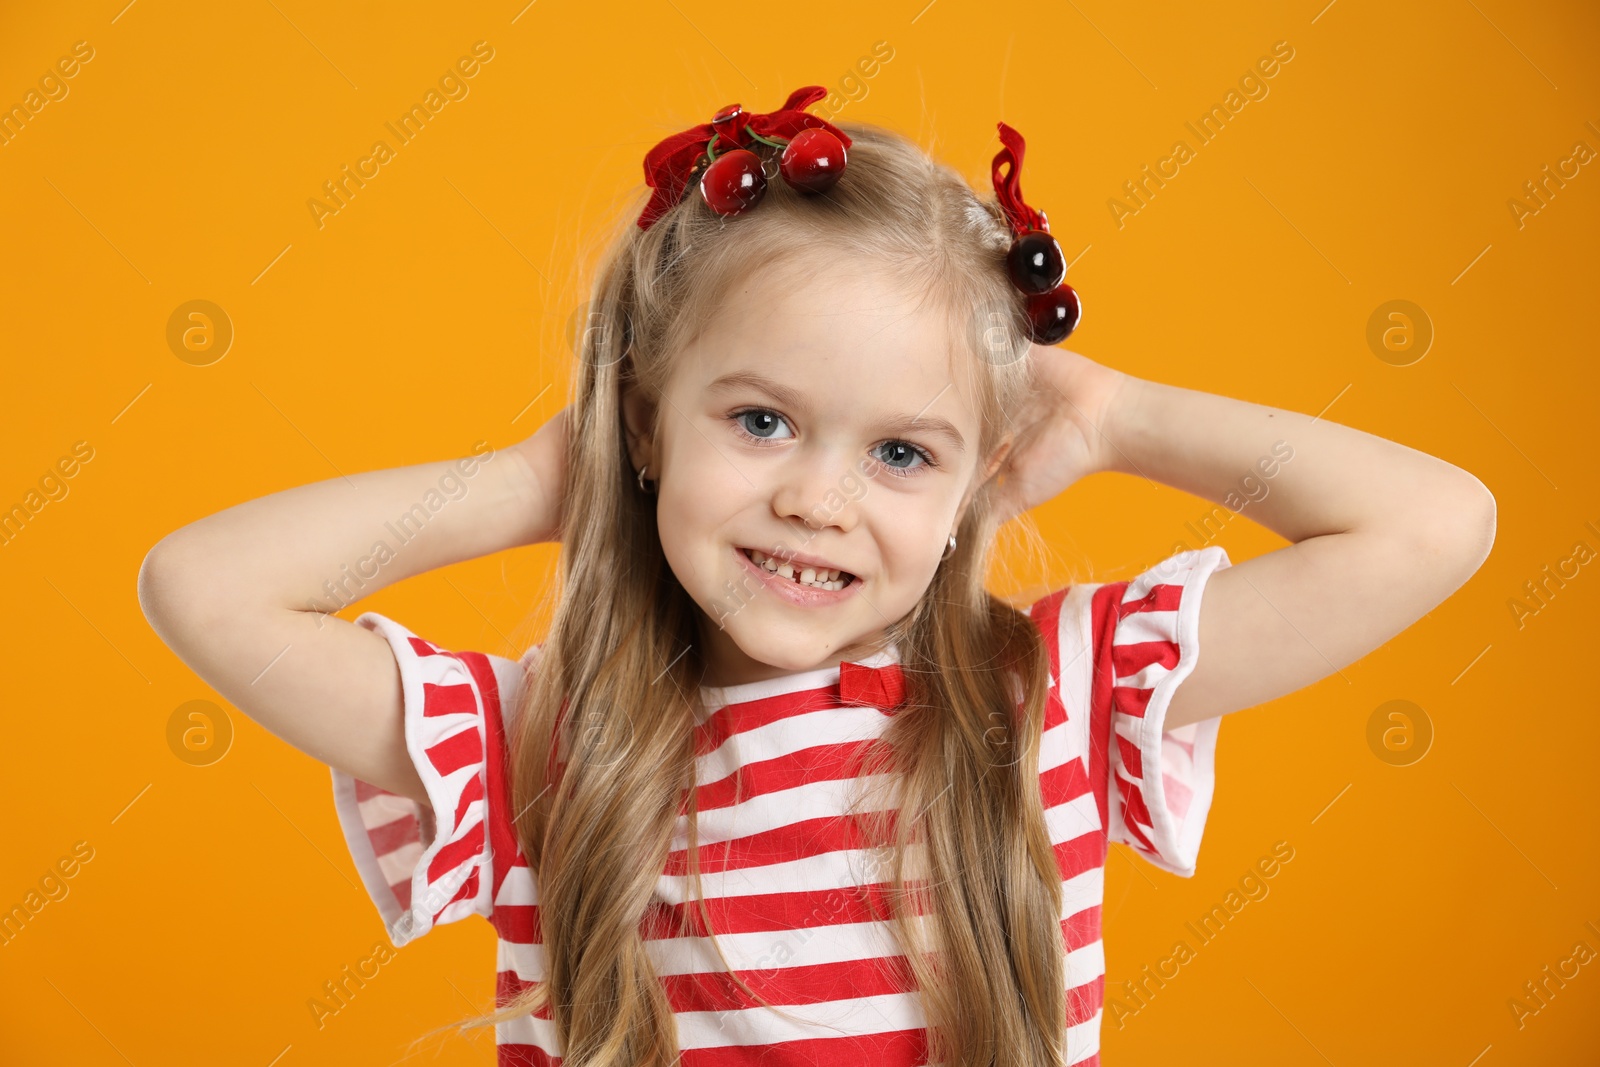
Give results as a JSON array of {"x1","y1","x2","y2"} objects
[
  {"x1": 1116, "y1": 658, "x2": 1175, "y2": 693},
  {"x1": 1064, "y1": 938, "x2": 1106, "y2": 990},
  {"x1": 653, "y1": 843, "x2": 929, "y2": 903},
  {"x1": 1065, "y1": 1006, "x2": 1103, "y2": 1062},
  {"x1": 499, "y1": 936, "x2": 549, "y2": 982},
  {"x1": 1111, "y1": 602, "x2": 1181, "y2": 646},
  {"x1": 675, "y1": 772, "x2": 899, "y2": 851},
  {"x1": 698, "y1": 705, "x2": 890, "y2": 781},
  {"x1": 355, "y1": 792, "x2": 417, "y2": 833},
  {"x1": 375, "y1": 839, "x2": 423, "y2": 887},
  {"x1": 644, "y1": 913, "x2": 934, "y2": 975},
  {"x1": 1045, "y1": 584, "x2": 1098, "y2": 779},
  {"x1": 491, "y1": 1010, "x2": 560, "y2": 1056},
  {"x1": 494, "y1": 864, "x2": 537, "y2": 907},
  {"x1": 1060, "y1": 863, "x2": 1106, "y2": 922},
  {"x1": 676, "y1": 989, "x2": 926, "y2": 1049},
  {"x1": 1043, "y1": 788, "x2": 1101, "y2": 845}
]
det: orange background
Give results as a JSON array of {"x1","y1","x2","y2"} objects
[{"x1": 2, "y1": 1, "x2": 1597, "y2": 1063}]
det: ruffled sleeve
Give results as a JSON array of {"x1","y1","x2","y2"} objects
[
  {"x1": 330, "y1": 611, "x2": 534, "y2": 948},
  {"x1": 1097, "y1": 546, "x2": 1231, "y2": 877}
]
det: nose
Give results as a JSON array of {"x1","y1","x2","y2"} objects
[{"x1": 771, "y1": 447, "x2": 859, "y2": 535}]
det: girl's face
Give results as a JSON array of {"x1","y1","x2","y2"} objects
[{"x1": 624, "y1": 253, "x2": 1010, "y2": 689}]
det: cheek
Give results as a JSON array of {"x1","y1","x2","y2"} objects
[
  {"x1": 870, "y1": 497, "x2": 950, "y2": 566},
  {"x1": 655, "y1": 439, "x2": 749, "y2": 559}
]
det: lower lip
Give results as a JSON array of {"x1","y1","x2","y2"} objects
[{"x1": 736, "y1": 547, "x2": 861, "y2": 607}]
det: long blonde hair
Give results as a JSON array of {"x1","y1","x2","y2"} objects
[{"x1": 440, "y1": 119, "x2": 1066, "y2": 1065}]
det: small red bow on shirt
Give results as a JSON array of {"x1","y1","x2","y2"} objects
[
  {"x1": 637, "y1": 85, "x2": 854, "y2": 231},
  {"x1": 837, "y1": 660, "x2": 907, "y2": 712}
]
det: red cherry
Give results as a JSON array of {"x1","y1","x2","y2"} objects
[
  {"x1": 1025, "y1": 284, "x2": 1081, "y2": 345},
  {"x1": 779, "y1": 128, "x2": 847, "y2": 193},
  {"x1": 700, "y1": 149, "x2": 767, "y2": 217},
  {"x1": 1006, "y1": 230, "x2": 1065, "y2": 295}
]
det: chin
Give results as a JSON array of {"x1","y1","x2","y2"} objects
[{"x1": 726, "y1": 619, "x2": 834, "y2": 673}]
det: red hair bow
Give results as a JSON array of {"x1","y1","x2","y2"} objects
[
  {"x1": 991, "y1": 121, "x2": 1049, "y2": 235},
  {"x1": 637, "y1": 86, "x2": 854, "y2": 231}
]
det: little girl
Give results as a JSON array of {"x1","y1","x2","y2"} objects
[{"x1": 138, "y1": 87, "x2": 1496, "y2": 1066}]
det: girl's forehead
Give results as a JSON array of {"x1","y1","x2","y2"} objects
[{"x1": 689, "y1": 264, "x2": 975, "y2": 381}]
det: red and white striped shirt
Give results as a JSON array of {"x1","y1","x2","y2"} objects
[{"x1": 331, "y1": 545, "x2": 1231, "y2": 1065}]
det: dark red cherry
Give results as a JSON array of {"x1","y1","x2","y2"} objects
[
  {"x1": 1007, "y1": 229, "x2": 1066, "y2": 295},
  {"x1": 779, "y1": 128, "x2": 847, "y2": 193},
  {"x1": 700, "y1": 149, "x2": 767, "y2": 217},
  {"x1": 1025, "y1": 284, "x2": 1081, "y2": 345}
]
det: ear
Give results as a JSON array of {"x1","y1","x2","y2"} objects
[
  {"x1": 619, "y1": 376, "x2": 655, "y2": 472},
  {"x1": 954, "y1": 434, "x2": 1014, "y2": 528}
]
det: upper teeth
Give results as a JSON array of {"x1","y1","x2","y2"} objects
[{"x1": 747, "y1": 549, "x2": 851, "y2": 590}]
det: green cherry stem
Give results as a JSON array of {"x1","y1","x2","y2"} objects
[{"x1": 744, "y1": 129, "x2": 789, "y2": 150}]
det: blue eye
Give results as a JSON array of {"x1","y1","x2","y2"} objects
[
  {"x1": 736, "y1": 410, "x2": 793, "y2": 439},
  {"x1": 874, "y1": 442, "x2": 930, "y2": 474},
  {"x1": 726, "y1": 407, "x2": 939, "y2": 479}
]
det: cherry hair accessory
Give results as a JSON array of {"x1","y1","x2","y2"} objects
[
  {"x1": 637, "y1": 86, "x2": 853, "y2": 231},
  {"x1": 634, "y1": 90, "x2": 1081, "y2": 344},
  {"x1": 991, "y1": 121, "x2": 1082, "y2": 345}
]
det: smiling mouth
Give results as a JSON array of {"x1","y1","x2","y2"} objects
[{"x1": 740, "y1": 547, "x2": 857, "y2": 590}]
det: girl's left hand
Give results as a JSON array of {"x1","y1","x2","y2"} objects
[{"x1": 986, "y1": 346, "x2": 1132, "y2": 526}]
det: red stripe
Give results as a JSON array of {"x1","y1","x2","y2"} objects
[
  {"x1": 1122, "y1": 818, "x2": 1157, "y2": 855},
  {"x1": 423, "y1": 679, "x2": 478, "y2": 717},
  {"x1": 659, "y1": 953, "x2": 918, "y2": 1014},
  {"x1": 1124, "y1": 578, "x2": 1183, "y2": 613},
  {"x1": 1111, "y1": 683, "x2": 1155, "y2": 719},
  {"x1": 425, "y1": 724, "x2": 482, "y2": 777},
  {"x1": 1120, "y1": 773, "x2": 1153, "y2": 831},
  {"x1": 493, "y1": 902, "x2": 536, "y2": 944},
  {"x1": 1086, "y1": 582, "x2": 1127, "y2": 854},
  {"x1": 1054, "y1": 829, "x2": 1106, "y2": 883},
  {"x1": 453, "y1": 770, "x2": 486, "y2": 836},
  {"x1": 694, "y1": 738, "x2": 883, "y2": 813},
  {"x1": 1111, "y1": 638, "x2": 1179, "y2": 689},
  {"x1": 405, "y1": 635, "x2": 442, "y2": 658},
  {"x1": 364, "y1": 811, "x2": 419, "y2": 859},
  {"x1": 427, "y1": 818, "x2": 484, "y2": 883},
  {"x1": 640, "y1": 880, "x2": 920, "y2": 940},
  {"x1": 1040, "y1": 747, "x2": 1093, "y2": 809},
  {"x1": 695, "y1": 684, "x2": 863, "y2": 756},
  {"x1": 661, "y1": 811, "x2": 883, "y2": 876},
  {"x1": 1067, "y1": 972, "x2": 1105, "y2": 1025},
  {"x1": 1061, "y1": 902, "x2": 1101, "y2": 952},
  {"x1": 434, "y1": 866, "x2": 480, "y2": 922},
  {"x1": 1114, "y1": 731, "x2": 1143, "y2": 780},
  {"x1": 498, "y1": 1041, "x2": 557, "y2": 1067},
  {"x1": 683, "y1": 1026, "x2": 926, "y2": 1067},
  {"x1": 458, "y1": 649, "x2": 522, "y2": 908}
]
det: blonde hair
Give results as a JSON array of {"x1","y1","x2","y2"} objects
[{"x1": 427, "y1": 120, "x2": 1066, "y2": 1065}]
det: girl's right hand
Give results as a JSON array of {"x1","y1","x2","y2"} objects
[{"x1": 509, "y1": 405, "x2": 571, "y2": 544}]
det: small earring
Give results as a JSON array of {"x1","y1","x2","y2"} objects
[
  {"x1": 941, "y1": 534, "x2": 957, "y2": 561},
  {"x1": 636, "y1": 464, "x2": 655, "y2": 493}
]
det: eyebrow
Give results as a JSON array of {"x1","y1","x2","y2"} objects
[{"x1": 707, "y1": 370, "x2": 968, "y2": 454}]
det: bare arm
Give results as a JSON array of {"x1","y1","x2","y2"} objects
[
  {"x1": 1087, "y1": 365, "x2": 1496, "y2": 729},
  {"x1": 137, "y1": 411, "x2": 568, "y2": 805}
]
